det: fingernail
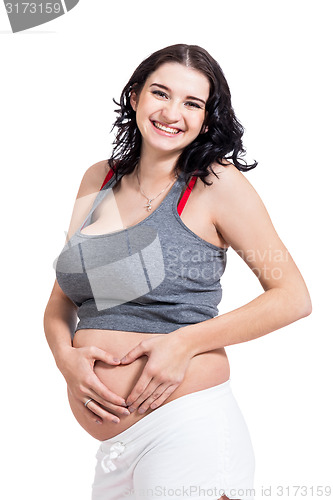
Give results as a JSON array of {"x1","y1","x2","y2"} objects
[
  {"x1": 95, "y1": 420, "x2": 102, "y2": 424},
  {"x1": 113, "y1": 358, "x2": 120, "y2": 363},
  {"x1": 123, "y1": 409, "x2": 130, "y2": 415},
  {"x1": 112, "y1": 417, "x2": 120, "y2": 423},
  {"x1": 121, "y1": 402, "x2": 128, "y2": 407},
  {"x1": 128, "y1": 407, "x2": 135, "y2": 413},
  {"x1": 138, "y1": 408, "x2": 146, "y2": 414}
]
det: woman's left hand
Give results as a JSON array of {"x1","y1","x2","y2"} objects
[{"x1": 119, "y1": 333, "x2": 192, "y2": 414}]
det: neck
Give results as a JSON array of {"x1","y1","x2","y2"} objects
[{"x1": 134, "y1": 145, "x2": 181, "y2": 190}]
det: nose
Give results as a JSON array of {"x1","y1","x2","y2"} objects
[{"x1": 160, "y1": 99, "x2": 182, "y2": 124}]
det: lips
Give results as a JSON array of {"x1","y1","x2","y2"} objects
[{"x1": 151, "y1": 120, "x2": 183, "y2": 135}]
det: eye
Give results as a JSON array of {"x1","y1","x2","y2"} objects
[
  {"x1": 185, "y1": 101, "x2": 202, "y2": 109},
  {"x1": 152, "y1": 90, "x2": 168, "y2": 99}
]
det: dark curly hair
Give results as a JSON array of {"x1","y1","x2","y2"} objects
[{"x1": 108, "y1": 43, "x2": 257, "y2": 187}]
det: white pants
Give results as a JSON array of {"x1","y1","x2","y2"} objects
[{"x1": 91, "y1": 379, "x2": 255, "y2": 500}]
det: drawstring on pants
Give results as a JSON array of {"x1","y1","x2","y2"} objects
[{"x1": 100, "y1": 442, "x2": 126, "y2": 473}]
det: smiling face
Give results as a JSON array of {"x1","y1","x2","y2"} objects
[{"x1": 130, "y1": 62, "x2": 210, "y2": 158}]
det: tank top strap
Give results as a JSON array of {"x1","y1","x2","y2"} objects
[{"x1": 79, "y1": 164, "x2": 121, "y2": 232}]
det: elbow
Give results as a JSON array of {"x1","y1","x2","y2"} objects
[
  {"x1": 276, "y1": 285, "x2": 312, "y2": 320},
  {"x1": 292, "y1": 290, "x2": 312, "y2": 319},
  {"x1": 300, "y1": 296, "x2": 312, "y2": 318},
  {"x1": 298, "y1": 282, "x2": 313, "y2": 318}
]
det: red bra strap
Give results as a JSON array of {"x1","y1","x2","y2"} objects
[
  {"x1": 177, "y1": 175, "x2": 198, "y2": 216},
  {"x1": 100, "y1": 163, "x2": 116, "y2": 190},
  {"x1": 81, "y1": 164, "x2": 117, "y2": 231},
  {"x1": 100, "y1": 166, "x2": 198, "y2": 215}
]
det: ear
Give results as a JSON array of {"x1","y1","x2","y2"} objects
[
  {"x1": 200, "y1": 111, "x2": 209, "y2": 134},
  {"x1": 130, "y1": 91, "x2": 138, "y2": 112}
]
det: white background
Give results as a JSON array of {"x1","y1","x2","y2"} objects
[{"x1": 0, "y1": 1, "x2": 332, "y2": 499}]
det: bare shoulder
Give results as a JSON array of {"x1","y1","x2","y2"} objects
[
  {"x1": 65, "y1": 159, "x2": 110, "y2": 241},
  {"x1": 76, "y1": 159, "x2": 111, "y2": 199},
  {"x1": 204, "y1": 160, "x2": 265, "y2": 215},
  {"x1": 205, "y1": 159, "x2": 276, "y2": 253},
  {"x1": 206, "y1": 160, "x2": 255, "y2": 194}
]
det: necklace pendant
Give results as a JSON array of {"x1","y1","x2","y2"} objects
[{"x1": 145, "y1": 200, "x2": 152, "y2": 211}]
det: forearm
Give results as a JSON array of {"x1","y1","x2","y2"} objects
[
  {"x1": 43, "y1": 296, "x2": 77, "y2": 372},
  {"x1": 174, "y1": 288, "x2": 312, "y2": 357}
]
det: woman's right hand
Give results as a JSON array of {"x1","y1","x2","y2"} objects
[{"x1": 58, "y1": 346, "x2": 130, "y2": 424}]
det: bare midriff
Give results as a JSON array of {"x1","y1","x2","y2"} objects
[{"x1": 68, "y1": 328, "x2": 230, "y2": 441}]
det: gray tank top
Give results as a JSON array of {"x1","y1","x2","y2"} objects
[{"x1": 54, "y1": 167, "x2": 228, "y2": 340}]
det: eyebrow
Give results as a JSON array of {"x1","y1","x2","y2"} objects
[{"x1": 149, "y1": 83, "x2": 206, "y2": 105}]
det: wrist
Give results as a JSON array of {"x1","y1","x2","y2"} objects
[
  {"x1": 54, "y1": 345, "x2": 75, "y2": 375},
  {"x1": 168, "y1": 328, "x2": 197, "y2": 358}
]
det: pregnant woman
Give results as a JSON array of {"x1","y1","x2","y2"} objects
[{"x1": 44, "y1": 44, "x2": 312, "y2": 500}]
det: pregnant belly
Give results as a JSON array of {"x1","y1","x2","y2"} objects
[{"x1": 68, "y1": 328, "x2": 230, "y2": 441}]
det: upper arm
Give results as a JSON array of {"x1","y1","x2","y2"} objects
[
  {"x1": 50, "y1": 159, "x2": 110, "y2": 303},
  {"x1": 208, "y1": 163, "x2": 311, "y2": 310}
]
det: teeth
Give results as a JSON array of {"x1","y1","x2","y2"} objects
[{"x1": 153, "y1": 122, "x2": 180, "y2": 134}]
